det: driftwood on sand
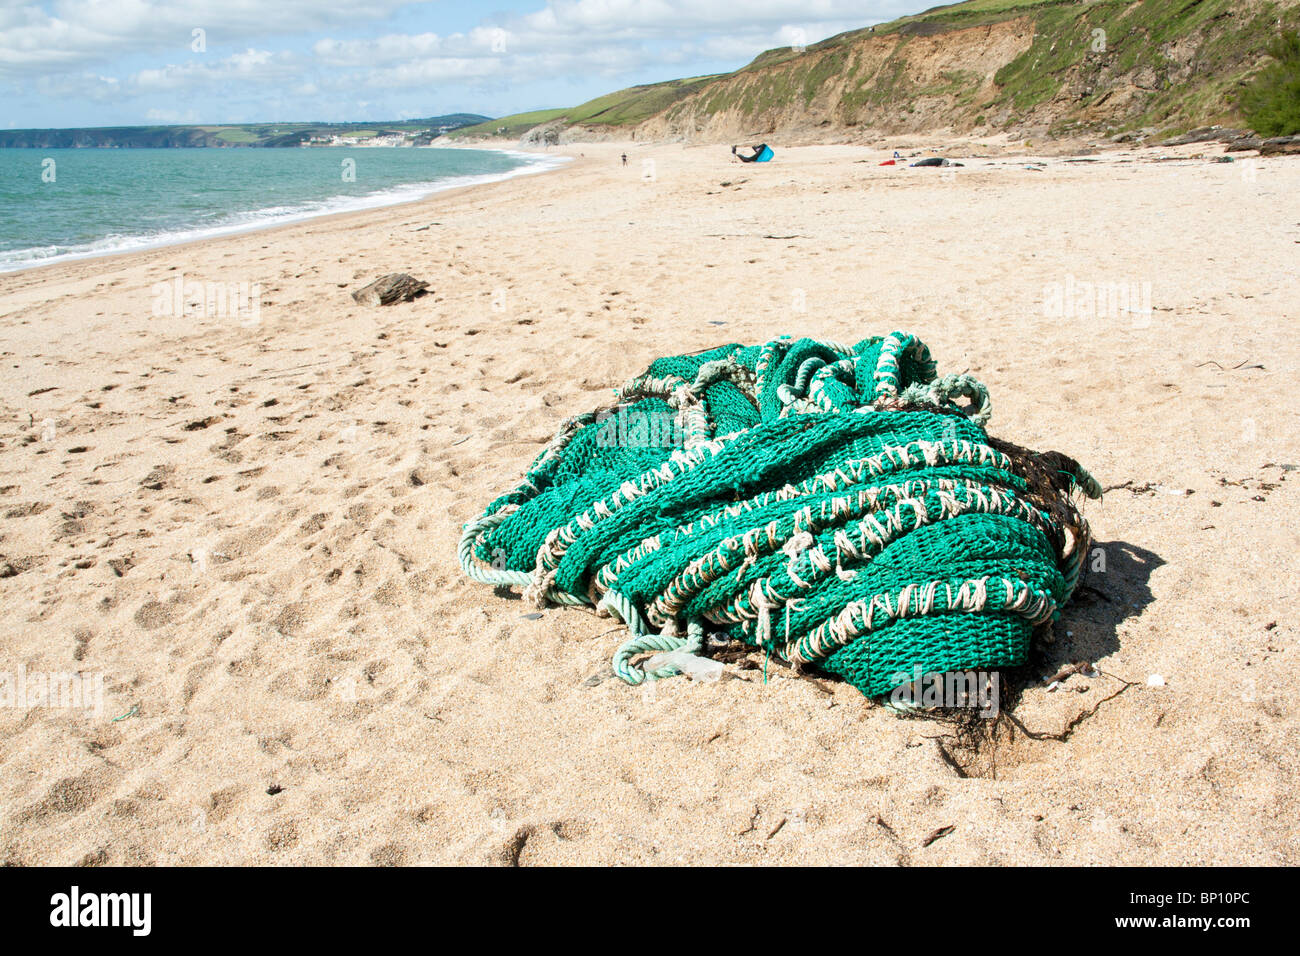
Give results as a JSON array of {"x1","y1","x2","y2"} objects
[{"x1": 351, "y1": 273, "x2": 429, "y2": 306}]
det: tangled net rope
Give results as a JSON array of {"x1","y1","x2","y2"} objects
[{"x1": 458, "y1": 333, "x2": 1101, "y2": 698}]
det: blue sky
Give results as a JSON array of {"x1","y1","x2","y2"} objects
[{"x1": 0, "y1": 1, "x2": 931, "y2": 128}]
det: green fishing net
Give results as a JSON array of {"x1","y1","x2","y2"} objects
[{"x1": 459, "y1": 332, "x2": 1100, "y2": 697}]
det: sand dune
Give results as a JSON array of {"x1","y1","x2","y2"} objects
[{"x1": 0, "y1": 141, "x2": 1296, "y2": 865}]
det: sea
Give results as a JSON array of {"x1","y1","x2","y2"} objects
[{"x1": 0, "y1": 146, "x2": 562, "y2": 273}]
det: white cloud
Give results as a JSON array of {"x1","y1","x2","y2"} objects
[
  {"x1": 513, "y1": 0, "x2": 896, "y2": 33},
  {"x1": 357, "y1": 56, "x2": 503, "y2": 88},
  {"x1": 130, "y1": 48, "x2": 297, "y2": 93},
  {"x1": 1, "y1": 0, "x2": 923, "y2": 123},
  {"x1": 145, "y1": 106, "x2": 199, "y2": 122},
  {"x1": 33, "y1": 69, "x2": 121, "y2": 101},
  {"x1": 313, "y1": 32, "x2": 449, "y2": 66},
  {"x1": 0, "y1": 0, "x2": 417, "y2": 74},
  {"x1": 307, "y1": 1, "x2": 913, "y2": 95}
]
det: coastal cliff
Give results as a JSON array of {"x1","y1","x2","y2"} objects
[{"x1": 452, "y1": 0, "x2": 1299, "y2": 145}]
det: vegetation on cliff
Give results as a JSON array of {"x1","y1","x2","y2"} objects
[
  {"x1": 1240, "y1": 29, "x2": 1300, "y2": 135},
  {"x1": 455, "y1": 0, "x2": 1300, "y2": 143}
]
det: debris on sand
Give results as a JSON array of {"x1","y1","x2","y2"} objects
[{"x1": 351, "y1": 273, "x2": 429, "y2": 306}]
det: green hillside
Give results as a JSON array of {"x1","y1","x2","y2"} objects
[
  {"x1": 447, "y1": 76, "x2": 720, "y2": 139},
  {"x1": 455, "y1": 0, "x2": 1300, "y2": 142}
]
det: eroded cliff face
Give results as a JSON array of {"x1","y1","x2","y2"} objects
[
  {"x1": 546, "y1": 0, "x2": 1296, "y2": 145},
  {"x1": 636, "y1": 18, "x2": 1035, "y2": 142}
]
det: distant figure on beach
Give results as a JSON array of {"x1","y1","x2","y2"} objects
[
  {"x1": 622, "y1": 153, "x2": 627, "y2": 166},
  {"x1": 732, "y1": 144, "x2": 774, "y2": 163}
]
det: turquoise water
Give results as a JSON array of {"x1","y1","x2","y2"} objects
[{"x1": 0, "y1": 147, "x2": 559, "y2": 273}]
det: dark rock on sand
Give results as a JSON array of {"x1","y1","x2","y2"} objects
[
  {"x1": 1225, "y1": 136, "x2": 1262, "y2": 152},
  {"x1": 1259, "y1": 135, "x2": 1300, "y2": 157},
  {"x1": 1161, "y1": 126, "x2": 1249, "y2": 147},
  {"x1": 1111, "y1": 127, "x2": 1158, "y2": 144},
  {"x1": 351, "y1": 273, "x2": 430, "y2": 307}
]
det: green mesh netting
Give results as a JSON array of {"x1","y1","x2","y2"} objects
[{"x1": 458, "y1": 332, "x2": 1101, "y2": 698}]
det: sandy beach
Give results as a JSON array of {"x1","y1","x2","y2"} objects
[{"x1": 1, "y1": 139, "x2": 1297, "y2": 865}]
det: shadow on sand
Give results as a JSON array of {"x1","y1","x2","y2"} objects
[
  {"x1": 1047, "y1": 538, "x2": 1165, "y2": 672},
  {"x1": 898, "y1": 539, "x2": 1166, "y2": 777}
]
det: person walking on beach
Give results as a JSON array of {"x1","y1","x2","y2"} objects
[{"x1": 622, "y1": 153, "x2": 627, "y2": 166}]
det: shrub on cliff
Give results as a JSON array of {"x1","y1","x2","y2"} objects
[{"x1": 1241, "y1": 30, "x2": 1300, "y2": 137}]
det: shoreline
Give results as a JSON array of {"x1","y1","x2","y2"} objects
[
  {"x1": 0, "y1": 133, "x2": 1237, "y2": 283},
  {"x1": 0, "y1": 145, "x2": 575, "y2": 278}
]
